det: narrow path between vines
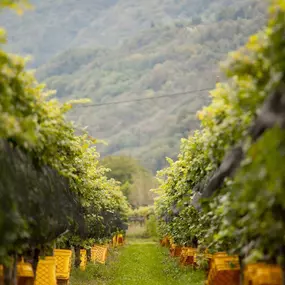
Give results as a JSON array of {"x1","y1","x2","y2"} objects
[{"x1": 70, "y1": 238, "x2": 205, "y2": 285}]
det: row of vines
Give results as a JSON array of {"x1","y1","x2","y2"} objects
[
  {"x1": 0, "y1": 1, "x2": 129, "y2": 283},
  {"x1": 155, "y1": 0, "x2": 285, "y2": 277}
]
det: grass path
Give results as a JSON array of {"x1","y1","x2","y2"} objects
[{"x1": 71, "y1": 239, "x2": 205, "y2": 285}]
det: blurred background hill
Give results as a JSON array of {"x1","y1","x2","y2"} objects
[{"x1": 0, "y1": 0, "x2": 266, "y2": 173}]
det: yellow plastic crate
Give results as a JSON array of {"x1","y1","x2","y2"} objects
[
  {"x1": 211, "y1": 255, "x2": 240, "y2": 277},
  {"x1": 206, "y1": 253, "x2": 213, "y2": 259},
  {"x1": 80, "y1": 249, "x2": 87, "y2": 271},
  {"x1": 244, "y1": 263, "x2": 282, "y2": 285},
  {"x1": 208, "y1": 255, "x2": 240, "y2": 285},
  {"x1": 53, "y1": 249, "x2": 72, "y2": 281},
  {"x1": 117, "y1": 234, "x2": 124, "y2": 246},
  {"x1": 91, "y1": 245, "x2": 108, "y2": 264},
  {"x1": 187, "y1": 248, "x2": 197, "y2": 255},
  {"x1": 180, "y1": 247, "x2": 197, "y2": 265},
  {"x1": 161, "y1": 237, "x2": 166, "y2": 244},
  {"x1": 180, "y1": 247, "x2": 189, "y2": 257},
  {"x1": 17, "y1": 261, "x2": 34, "y2": 278},
  {"x1": 208, "y1": 270, "x2": 240, "y2": 285},
  {"x1": 160, "y1": 236, "x2": 170, "y2": 247},
  {"x1": 254, "y1": 266, "x2": 282, "y2": 285},
  {"x1": 45, "y1": 256, "x2": 56, "y2": 262},
  {"x1": 112, "y1": 235, "x2": 117, "y2": 247},
  {"x1": 34, "y1": 260, "x2": 57, "y2": 285},
  {"x1": 243, "y1": 263, "x2": 269, "y2": 283},
  {"x1": 179, "y1": 247, "x2": 195, "y2": 255},
  {"x1": 0, "y1": 261, "x2": 34, "y2": 285},
  {"x1": 209, "y1": 252, "x2": 228, "y2": 270},
  {"x1": 170, "y1": 244, "x2": 182, "y2": 257},
  {"x1": 179, "y1": 247, "x2": 196, "y2": 258},
  {"x1": 213, "y1": 252, "x2": 228, "y2": 256},
  {"x1": 57, "y1": 280, "x2": 70, "y2": 285},
  {"x1": 212, "y1": 256, "x2": 240, "y2": 269}
]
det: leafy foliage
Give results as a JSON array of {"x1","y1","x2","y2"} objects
[
  {"x1": 0, "y1": 1, "x2": 129, "y2": 268},
  {"x1": 155, "y1": 0, "x2": 285, "y2": 266},
  {"x1": 128, "y1": 205, "x2": 154, "y2": 218}
]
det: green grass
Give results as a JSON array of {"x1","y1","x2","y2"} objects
[{"x1": 70, "y1": 239, "x2": 205, "y2": 285}]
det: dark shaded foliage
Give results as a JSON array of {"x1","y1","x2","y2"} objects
[{"x1": 0, "y1": 140, "x2": 84, "y2": 261}]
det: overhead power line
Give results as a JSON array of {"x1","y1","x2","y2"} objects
[{"x1": 77, "y1": 87, "x2": 213, "y2": 108}]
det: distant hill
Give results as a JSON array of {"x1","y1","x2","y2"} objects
[
  {"x1": 1, "y1": 0, "x2": 267, "y2": 172},
  {"x1": 1, "y1": 0, "x2": 265, "y2": 67}
]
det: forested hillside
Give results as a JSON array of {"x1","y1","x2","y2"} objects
[{"x1": 1, "y1": 0, "x2": 267, "y2": 172}]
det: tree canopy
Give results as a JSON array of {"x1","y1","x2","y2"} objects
[{"x1": 101, "y1": 155, "x2": 157, "y2": 207}]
